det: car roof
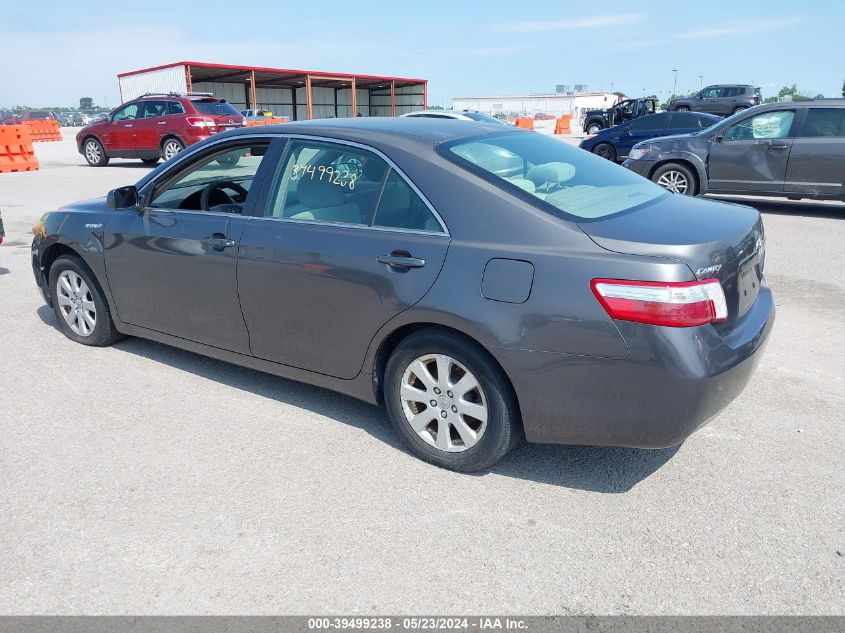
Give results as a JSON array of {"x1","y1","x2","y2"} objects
[{"x1": 226, "y1": 116, "x2": 515, "y2": 145}]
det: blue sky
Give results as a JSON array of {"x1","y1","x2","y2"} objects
[{"x1": 0, "y1": 0, "x2": 841, "y2": 108}]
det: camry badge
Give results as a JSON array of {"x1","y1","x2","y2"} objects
[{"x1": 696, "y1": 264, "x2": 722, "y2": 276}]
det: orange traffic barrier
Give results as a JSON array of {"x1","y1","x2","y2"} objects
[
  {"x1": 245, "y1": 116, "x2": 288, "y2": 127},
  {"x1": 0, "y1": 125, "x2": 39, "y2": 173},
  {"x1": 21, "y1": 119, "x2": 61, "y2": 142},
  {"x1": 554, "y1": 115, "x2": 572, "y2": 135},
  {"x1": 514, "y1": 117, "x2": 534, "y2": 130}
]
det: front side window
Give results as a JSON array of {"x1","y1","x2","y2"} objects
[
  {"x1": 149, "y1": 142, "x2": 270, "y2": 213},
  {"x1": 724, "y1": 111, "x2": 795, "y2": 140},
  {"x1": 443, "y1": 132, "x2": 665, "y2": 221},
  {"x1": 800, "y1": 108, "x2": 845, "y2": 137},
  {"x1": 112, "y1": 103, "x2": 140, "y2": 121},
  {"x1": 701, "y1": 87, "x2": 723, "y2": 99},
  {"x1": 267, "y1": 140, "x2": 443, "y2": 232}
]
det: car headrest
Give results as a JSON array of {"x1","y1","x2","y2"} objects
[
  {"x1": 297, "y1": 174, "x2": 346, "y2": 209},
  {"x1": 526, "y1": 162, "x2": 576, "y2": 186},
  {"x1": 362, "y1": 158, "x2": 387, "y2": 182}
]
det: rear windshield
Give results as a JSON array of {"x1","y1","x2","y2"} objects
[
  {"x1": 441, "y1": 132, "x2": 665, "y2": 220},
  {"x1": 191, "y1": 100, "x2": 240, "y2": 116},
  {"x1": 462, "y1": 112, "x2": 508, "y2": 125}
]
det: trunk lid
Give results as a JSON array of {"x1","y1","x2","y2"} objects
[{"x1": 578, "y1": 194, "x2": 765, "y2": 332}]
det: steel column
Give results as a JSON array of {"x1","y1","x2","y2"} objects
[
  {"x1": 250, "y1": 70, "x2": 257, "y2": 109},
  {"x1": 351, "y1": 77, "x2": 357, "y2": 117},
  {"x1": 306, "y1": 75, "x2": 313, "y2": 120},
  {"x1": 391, "y1": 80, "x2": 396, "y2": 117}
]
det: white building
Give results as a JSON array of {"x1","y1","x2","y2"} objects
[{"x1": 452, "y1": 92, "x2": 620, "y2": 123}]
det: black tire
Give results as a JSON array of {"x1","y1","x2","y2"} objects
[
  {"x1": 160, "y1": 137, "x2": 185, "y2": 161},
  {"x1": 675, "y1": 106, "x2": 690, "y2": 112},
  {"x1": 732, "y1": 106, "x2": 748, "y2": 115},
  {"x1": 48, "y1": 255, "x2": 123, "y2": 347},
  {"x1": 384, "y1": 329, "x2": 522, "y2": 472},
  {"x1": 651, "y1": 162, "x2": 698, "y2": 196},
  {"x1": 141, "y1": 158, "x2": 159, "y2": 166},
  {"x1": 82, "y1": 137, "x2": 109, "y2": 166},
  {"x1": 592, "y1": 142, "x2": 617, "y2": 162}
]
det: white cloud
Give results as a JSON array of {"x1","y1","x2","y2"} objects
[
  {"x1": 493, "y1": 14, "x2": 646, "y2": 33},
  {"x1": 675, "y1": 17, "x2": 808, "y2": 39}
]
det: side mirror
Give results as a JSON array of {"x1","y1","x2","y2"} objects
[
  {"x1": 107, "y1": 185, "x2": 139, "y2": 210},
  {"x1": 623, "y1": 126, "x2": 631, "y2": 134},
  {"x1": 712, "y1": 134, "x2": 724, "y2": 143}
]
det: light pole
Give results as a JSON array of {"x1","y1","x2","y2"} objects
[
  {"x1": 672, "y1": 69, "x2": 678, "y2": 99},
  {"x1": 698, "y1": 75, "x2": 703, "y2": 90}
]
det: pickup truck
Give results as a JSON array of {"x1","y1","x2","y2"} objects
[{"x1": 583, "y1": 98, "x2": 658, "y2": 134}]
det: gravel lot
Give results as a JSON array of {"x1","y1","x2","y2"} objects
[{"x1": 1, "y1": 131, "x2": 843, "y2": 615}]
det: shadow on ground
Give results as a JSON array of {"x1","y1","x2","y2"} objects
[{"x1": 36, "y1": 304, "x2": 677, "y2": 492}]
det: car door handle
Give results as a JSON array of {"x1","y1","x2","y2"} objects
[
  {"x1": 768, "y1": 144, "x2": 789, "y2": 151},
  {"x1": 377, "y1": 253, "x2": 426, "y2": 269},
  {"x1": 201, "y1": 236, "x2": 236, "y2": 249},
  {"x1": 157, "y1": 121, "x2": 166, "y2": 125},
  {"x1": 123, "y1": 124, "x2": 133, "y2": 128}
]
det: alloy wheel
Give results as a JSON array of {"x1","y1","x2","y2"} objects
[
  {"x1": 400, "y1": 354, "x2": 488, "y2": 453},
  {"x1": 163, "y1": 140, "x2": 182, "y2": 160},
  {"x1": 84, "y1": 140, "x2": 101, "y2": 164},
  {"x1": 656, "y1": 170, "x2": 690, "y2": 194},
  {"x1": 56, "y1": 270, "x2": 96, "y2": 336}
]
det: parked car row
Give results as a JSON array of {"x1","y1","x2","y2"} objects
[
  {"x1": 624, "y1": 99, "x2": 845, "y2": 201},
  {"x1": 76, "y1": 92, "x2": 247, "y2": 166}
]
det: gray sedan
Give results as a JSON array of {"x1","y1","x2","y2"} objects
[{"x1": 30, "y1": 118, "x2": 773, "y2": 471}]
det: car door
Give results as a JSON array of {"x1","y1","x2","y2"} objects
[
  {"x1": 105, "y1": 102, "x2": 142, "y2": 152},
  {"x1": 103, "y1": 137, "x2": 280, "y2": 353},
  {"x1": 784, "y1": 107, "x2": 845, "y2": 197},
  {"x1": 697, "y1": 87, "x2": 724, "y2": 114},
  {"x1": 707, "y1": 109, "x2": 797, "y2": 193},
  {"x1": 615, "y1": 113, "x2": 671, "y2": 159},
  {"x1": 135, "y1": 100, "x2": 168, "y2": 153},
  {"x1": 237, "y1": 137, "x2": 450, "y2": 379}
]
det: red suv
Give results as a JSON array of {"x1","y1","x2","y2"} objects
[{"x1": 76, "y1": 93, "x2": 246, "y2": 167}]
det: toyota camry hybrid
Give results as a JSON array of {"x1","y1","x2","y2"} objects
[{"x1": 31, "y1": 118, "x2": 774, "y2": 471}]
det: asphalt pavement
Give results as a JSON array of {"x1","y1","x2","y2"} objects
[{"x1": 0, "y1": 132, "x2": 842, "y2": 614}]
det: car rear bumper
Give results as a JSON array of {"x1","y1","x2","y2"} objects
[
  {"x1": 501, "y1": 282, "x2": 775, "y2": 448},
  {"x1": 622, "y1": 157, "x2": 656, "y2": 178}
]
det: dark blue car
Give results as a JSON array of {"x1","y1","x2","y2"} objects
[{"x1": 579, "y1": 111, "x2": 721, "y2": 162}]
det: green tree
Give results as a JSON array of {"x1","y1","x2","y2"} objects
[
  {"x1": 79, "y1": 97, "x2": 94, "y2": 110},
  {"x1": 841, "y1": 79, "x2": 844, "y2": 97}
]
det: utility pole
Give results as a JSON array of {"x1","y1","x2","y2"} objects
[{"x1": 672, "y1": 69, "x2": 678, "y2": 99}]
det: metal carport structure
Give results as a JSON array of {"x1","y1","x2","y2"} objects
[{"x1": 117, "y1": 61, "x2": 428, "y2": 120}]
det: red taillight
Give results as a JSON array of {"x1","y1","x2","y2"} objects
[
  {"x1": 186, "y1": 116, "x2": 215, "y2": 128},
  {"x1": 591, "y1": 278, "x2": 728, "y2": 327}
]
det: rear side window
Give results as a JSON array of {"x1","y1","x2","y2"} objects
[
  {"x1": 443, "y1": 132, "x2": 665, "y2": 221},
  {"x1": 800, "y1": 108, "x2": 845, "y2": 137},
  {"x1": 373, "y1": 170, "x2": 442, "y2": 232},
  {"x1": 141, "y1": 101, "x2": 167, "y2": 118},
  {"x1": 191, "y1": 100, "x2": 240, "y2": 116},
  {"x1": 628, "y1": 113, "x2": 668, "y2": 130},
  {"x1": 268, "y1": 140, "x2": 443, "y2": 232},
  {"x1": 168, "y1": 101, "x2": 185, "y2": 115},
  {"x1": 670, "y1": 112, "x2": 704, "y2": 128}
]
